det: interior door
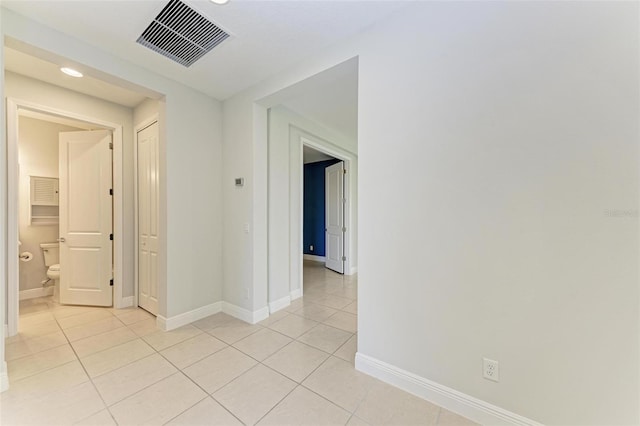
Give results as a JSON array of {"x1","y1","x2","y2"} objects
[
  {"x1": 325, "y1": 161, "x2": 345, "y2": 274},
  {"x1": 137, "y1": 122, "x2": 159, "y2": 315},
  {"x1": 59, "y1": 130, "x2": 113, "y2": 306}
]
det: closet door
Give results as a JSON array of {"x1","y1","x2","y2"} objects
[{"x1": 137, "y1": 122, "x2": 159, "y2": 315}]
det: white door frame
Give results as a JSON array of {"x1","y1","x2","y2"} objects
[
  {"x1": 6, "y1": 98, "x2": 126, "y2": 336},
  {"x1": 134, "y1": 114, "x2": 159, "y2": 311},
  {"x1": 296, "y1": 131, "x2": 356, "y2": 297}
]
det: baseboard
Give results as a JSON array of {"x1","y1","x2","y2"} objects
[
  {"x1": 349, "y1": 266, "x2": 358, "y2": 275},
  {"x1": 19, "y1": 287, "x2": 54, "y2": 300},
  {"x1": 222, "y1": 302, "x2": 269, "y2": 324},
  {"x1": 355, "y1": 353, "x2": 541, "y2": 426},
  {"x1": 116, "y1": 296, "x2": 135, "y2": 309},
  {"x1": 269, "y1": 295, "x2": 291, "y2": 313},
  {"x1": 157, "y1": 301, "x2": 223, "y2": 331},
  {"x1": 290, "y1": 289, "x2": 302, "y2": 300},
  {"x1": 303, "y1": 254, "x2": 325, "y2": 262},
  {"x1": 3, "y1": 324, "x2": 8, "y2": 338},
  {"x1": 1, "y1": 361, "x2": 9, "y2": 393}
]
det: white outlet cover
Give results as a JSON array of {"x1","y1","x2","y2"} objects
[{"x1": 483, "y1": 357, "x2": 500, "y2": 382}]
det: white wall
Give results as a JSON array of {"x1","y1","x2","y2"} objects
[
  {"x1": 267, "y1": 105, "x2": 357, "y2": 306},
  {"x1": 18, "y1": 117, "x2": 81, "y2": 292},
  {"x1": 2, "y1": 9, "x2": 222, "y2": 325},
  {"x1": 0, "y1": 5, "x2": 8, "y2": 393},
  {"x1": 222, "y1": 2, "x2": 639, "y2": 424}
]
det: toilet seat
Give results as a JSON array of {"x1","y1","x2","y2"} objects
[{"x1": 49, "y1": 264, "x2": 60, "y2": 272}]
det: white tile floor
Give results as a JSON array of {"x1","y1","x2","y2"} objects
[{"x1": 2, "y1": 261, "x2": 477, "y2": 425}]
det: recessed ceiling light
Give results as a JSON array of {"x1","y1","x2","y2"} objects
[
  {"x1": 60, "y1": 67, "x2": 83, "y2": 78},
  {"x1": 210, "y1": 0, "x2": 229, "y2": 4}
]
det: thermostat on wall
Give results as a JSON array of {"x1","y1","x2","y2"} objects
[{"x1": 235, "y1": 178, "x2": 244, "y2": 187}]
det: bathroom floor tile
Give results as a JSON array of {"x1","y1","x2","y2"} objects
[
  {"x1": 354, "y1": 380, "x2": 440, "y2": 425},
  {"x1": 297, "y1": 324, "x2": 352, "y2": 354},
  {"x1": 74, "y1": 409, "x2": 117, "y2": 425},
  {"x1": 166, "y1": 397, "x2": 243, "y2": 425},
  {"x1": 80, "y1": 338, "x2": 155, "y2": 378},
  {"x1": 142, "y1": 324, "x2": 203, "y2": 351},
  {"x1": 92, "y1": 353, "x2": 177, "y2": 406},
  {"x1": 293, "y1": 303, "x2": 338, "y2": 322},
  {"x1": 213, "y1": 364, "x2": 296, "y2": 425},
  {"x1": 160, "y1": 333, "x2": 227, "y2": 369},
  {"x1": 263, "y1": 341, "x2": 329, "y2": 383},
  {"x1": 109, "y1": 373, "x2": 206, "y2": 425},
  {"x1": 302, "y1": 356, "x2": 377, "y2": 412},
  {"x1": 207, "y1": 320, "x2": 262, "y2": 344},
  {"x1": 71, "y1": 326, "x2": 138, "y2": 358},
  {"x1": 233, "y1": 328, "x2": 292, "y2": 361},
  {"x1": 183, "y1": 346, "x2": 257, "y2": 394},
  {"x1": 126, "y1": 318, "x2": 159, "y2": 337},
  {"x1": 5, "y1": 330, "x2": 68, "y2": 361},
  {"x1": 63, "y1": 316, "x2": 126, "y2": 342},
  {"x1": 112, "y1": 307, "x2": 155, "y2": 325},
  {"x1": 323, "y1": 311, "x2": 357, "y2": 333},
  {"x1": 7, "y1": 344, "x2": 77, "y2": 381},
  {"x1": 192, "y1": 312, "x2": 236, "y2": 331},
  {"x1": 57, "y1": 309, "x2": 113, "y2": 329},
  {"x1": 333, "y1": 334, "x2": 357, "y2": 364},
  {"x1": 268, "y1": 315, "x2": 318, "y2": 339},
  {"x1": 437, "y1": 409, "x2": 480, "y2": 425},
  {"x1": 257, "y1": 385, "x2": 350, "y2": 426}
]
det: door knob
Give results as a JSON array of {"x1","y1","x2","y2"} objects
[{"x1": 58, "y1": 237, "x2": 66, "y2": 243}]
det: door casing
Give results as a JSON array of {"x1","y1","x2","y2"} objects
[{"x1": 6, "y1": 98, "x2": 126, "y2": 336}]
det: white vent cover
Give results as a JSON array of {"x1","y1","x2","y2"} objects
[{"x1": 137, "y1": 0, "x2": 230, "y2": 67}]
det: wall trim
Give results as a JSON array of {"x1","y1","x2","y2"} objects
[
  {"x1": 290, "y1": 288, "x2": 302, "y2": 300},
  {"x1": 0, "y1": 361, "x2": 9, "y2": 393},
  {"x1": 355, "y1": 353, "x2": 542, "y2": 426},
  {"x1": 269, "y1": 295, "x2": 291, "y2": 313},
  {"x1": 350, "y1": 266, "x2": 358, "y2": 275},
  {"x1": 222, "y1": 302, "x2": 269, "y2": 324},
  {"x1": 303, "y1": 254, "x2": 325, "y2": 262},
  {"x1": 156, "y1": 301, "x2": 222, "y2": 331},
  {"x1": 19, "y1": 287, "x2": 54, "y2": 301},
  {"x1": 117, "y1": 296, "x2": 135, "y2": 309}
]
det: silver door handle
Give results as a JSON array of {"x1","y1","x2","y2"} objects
[{"x1": 58, "y1": 237, "x2": 66, "y2": 243}]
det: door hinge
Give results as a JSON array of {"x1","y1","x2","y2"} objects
[
  {"x1": 109, "y1": 234, "x2": 113, "y2": 241},
  {"x1": 342, "y1": 256, "x2": 347, "y2": 261},
  {"x1": 109, "y1": 142, "x2": 113, "y2": 150},
  {"x1": 109, "y1": 188, "x2": 113, "y2": 196},
  {"x1": 342, "y1": 227, "x2": 347, "y2": 232},
  {"x1": 343, "y1": 169, "x2": 347, "y2": 174},
  {"x1": 110, "y1": 279, "x2": 114, "y2": 286}
]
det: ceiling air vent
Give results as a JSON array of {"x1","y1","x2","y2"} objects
[{"x1": 137, "y1": 0, "x2": 230, "y2": 67}]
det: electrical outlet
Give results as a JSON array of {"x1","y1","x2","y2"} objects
[
  {"x1": 483, "y1": 358, "x2": 499, "y2": 382},
  {"x1": 310, "y1": 245, "x2": 314, "y2": 252}
]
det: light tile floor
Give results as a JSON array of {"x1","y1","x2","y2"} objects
[{"x1": 1, "y1": 261, "x2": 477, "y2": 425}]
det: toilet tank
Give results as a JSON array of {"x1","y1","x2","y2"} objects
[{"x1": 39, "y1": 242, "x2": 59, "y2": 267}]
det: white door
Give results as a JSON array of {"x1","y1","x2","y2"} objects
[
  {"x1": 59, "y1": 130, "x2": 113, "y2": 306},
  {"x1": 137, "y1": 122, "x2": 159, "y2": 315},
  {"x1": 325, "y1": 161, "x2": 345, "y2": 274}
]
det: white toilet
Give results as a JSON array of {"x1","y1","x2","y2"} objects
[{"x1": 40, "y1": 242, "x2": 60, "y2": 302}]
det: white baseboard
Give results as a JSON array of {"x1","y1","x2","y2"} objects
[
  {"x1": 355, "y1": 353, "x2": 541, "y2": 426},
  {"x1": 349, "y1": 266, "x2": 358, "y2": 275},
  {"x1": 157, "y1": 301, "x2": 223, "y2": 331},
  {"x1": 290, "y1": 289, "x2": 302, "y2": 300},
  {"x1": 303, "y1": 254, "x2": 325, "y2": 262},
  {"x1": 222, "y1": 302, "x2": 269, "y2": 324},
  {"x1": 1, "y1": 361, "x2": 9, "y2": 393},
  {"x1": 115, "y1": 296, "x2": 135, "y2": 309},
  {"x1": 19, "y1": 287, "x2": 54, "y2": 301},
  {"x1": 269, "y1": 295, "x2": 291, "y2": 313}
]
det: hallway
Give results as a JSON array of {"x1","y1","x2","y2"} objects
[{"x1": 1, "y1": 262, "x2": 474, "y2": 425}]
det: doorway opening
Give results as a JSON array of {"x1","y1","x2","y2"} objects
[
  {"x1": 7, "y1": 100, "x2": 124, "y2": 336},
  {"x1": 302, "y1": 146, "x2": 343, "y2": 273}
]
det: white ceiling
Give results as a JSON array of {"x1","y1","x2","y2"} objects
[{"x1": 2, "y1": 0, "x2": 406, "y2": 100}]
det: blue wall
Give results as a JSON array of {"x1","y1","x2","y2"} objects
[{"x1": 303, "y1": 159, "x2": 341, "y2": 256}]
